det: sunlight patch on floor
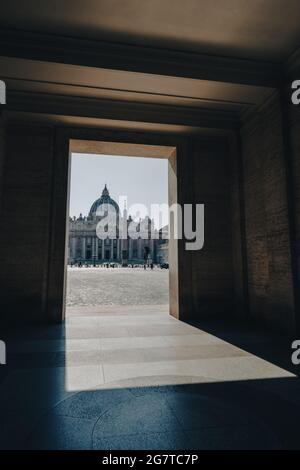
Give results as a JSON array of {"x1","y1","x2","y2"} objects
[{"x1": 64, "y1": 306, "x2": 295, "y2": 392}]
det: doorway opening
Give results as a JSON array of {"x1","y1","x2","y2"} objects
[
  {"x1": 64, "y1": 140, "x2": 178, "y2": 320},
  {"x1": 62, "y1": 140, "x2": 182, "y2": 391}
]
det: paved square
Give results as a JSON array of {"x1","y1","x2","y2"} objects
[{"x1": 66, "y1": 267, "x2": 169, "y2": 307}]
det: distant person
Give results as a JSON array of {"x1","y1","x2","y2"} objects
[{"x1": 150, "y1": 262, "x2": 153, "y2": 270}]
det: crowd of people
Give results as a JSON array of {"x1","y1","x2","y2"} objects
[{"x1": 69, "y1": 261, "x2": 168, "y2": 269}]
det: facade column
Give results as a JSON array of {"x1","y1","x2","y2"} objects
[
  {"x1": 110, "y1": 239, "x2": 114, "y2": 259},
  {"x1": 102, "y1": 239, "x2": 105, "y2": 259},
  {"x1": 138, "y1": 237, "x2": 142, "y2": 259},
  {"x1": 82, "y1": 236, "x2": 86, "y2": 260},
  {"x1": 72, "y1": 236, "x2": 76, "y2": 261},
  {"x1": 95, "y1": 237, "x2": 98, "y2": 261},
  {"x1": 91, "y1": 236, "x2": 95, "y2": 263},
  {"x1": 128, "y1": 239, "x2": 132, "y2": 260},
  {"x1": 150, "y1": 239, "x2": 154, "y2": 262}
]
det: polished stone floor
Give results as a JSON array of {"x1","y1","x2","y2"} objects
[{"x1": 1, "y1": 305, "x2": 300, "y2": 449}]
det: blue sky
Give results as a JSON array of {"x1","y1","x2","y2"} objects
[{"x1": 69, "y1": 153, "x2": 168, "y2": 228}]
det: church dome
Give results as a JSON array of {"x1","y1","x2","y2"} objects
[{"x1": 89, "y1": 185, "x2": 119, "y2": 217}]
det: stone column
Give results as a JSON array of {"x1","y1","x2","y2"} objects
[
  {"x1": 0, "y1": 116, "x2": 5, "y2": 216},
  {"x1": 91, "y1": 236, "x2": 95, "y2": 263},
  {"x1": 82, "y1": 236, "x2": 86, "y2": 260},
  {"x1": 0, "y1": 122, "x2": 57, "y2": 324},
  {"x1": 95, "y1": 237, "x2": 98, "y2": 261},
  {"x1": 72, "y1": 236, "x2": 76, "y2": 261},
  {"x1": 110, "y1": 239, "x2": 114, "y2": 259},
  {"x1": 102, "y1": 239, "x2": 105, "y2": 259},
  {"x1": 128, "y1": 239, "x2": 132, "y2": 260},
  {"x1": 150, "y1": 239, "x2": 154, "y2": 261},
  {"x1": 138, "y1": 237, "x2": 142, "y2": 259}
]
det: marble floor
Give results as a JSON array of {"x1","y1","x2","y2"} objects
[{"x1": 1, "y1": 305, "x2": 300, "y2": 449}]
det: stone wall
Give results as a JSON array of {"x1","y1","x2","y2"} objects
[
  {"x1": 0, "y1": 124, "x2": 237, "y2": 325},
  {"x1": 228, "y1": 132, "x2": 248, "y2": 318},
  {"x1": 1, "y1": 112, "x2": 298, "y2": 333},
  {"x1": 0, "y1": 115, "x2": 5, "y2": 220},
  {"x1": 286, "y1": 100, "x2": 300, "y2": 293},
  {"x1": 285, "y1": 59, "x2": 300, "y2": 334},
  {"x1": 0, "y1": 123, "x2": 55, "y2": 324},
  {"x1": 240, "y1": 92, "x2": 296, "y2": 333},
  {"x1": 185, "y1": 137, "x2": 234, "y2": 319}
]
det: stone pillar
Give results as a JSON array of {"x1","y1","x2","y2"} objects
[
  {"x1": 72, "y1": 236, "x2": 76, "y2": 261},
  {"x1": 138, "y1": 237, "x2": 142, "y2": 259},
  {"x1": 110, "y1": 239, "x2": 114, "y2": 259},
  {"x1": 102, "y1": 239, "x2": 105, "y2": 259},
  {"x1": 82, "y1": 236, "x2": 86, "y2": 260},
  {"x1": 0, "y1": 122, "x2": 56, "y2": 324},
  {"x1": 118, "y1": 239, "x2": 121, "y2": 261},
  {"x1": 0, "y1": 115, "x2": 5, "y2": 216},
  {"x1": 240, "y1": 92, "x2": 296, "y2": 333},
  {"x1": 150, "y1": 239, "x2": 154, "y2": 262},
  {"x1": 95, "y1": 236, "x2": 98, "y2": 261},
  {"x1": 91, "y1": 236, "x2": 95, "y2": 263}
]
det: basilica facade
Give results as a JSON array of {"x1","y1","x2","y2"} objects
[{"x1": 68, "y1": 185, "x2": 167, "y2": 265}]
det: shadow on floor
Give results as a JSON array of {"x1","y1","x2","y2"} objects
[
  {"x1": 188, "y1": 317, "x2": 300, "y2": 377},
  {"x1": 2, "y1": 376, "x2": 300, "y2": 450},
  {"x1": 1, "y1": 317, "x2": 300, "y2": 450}
]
